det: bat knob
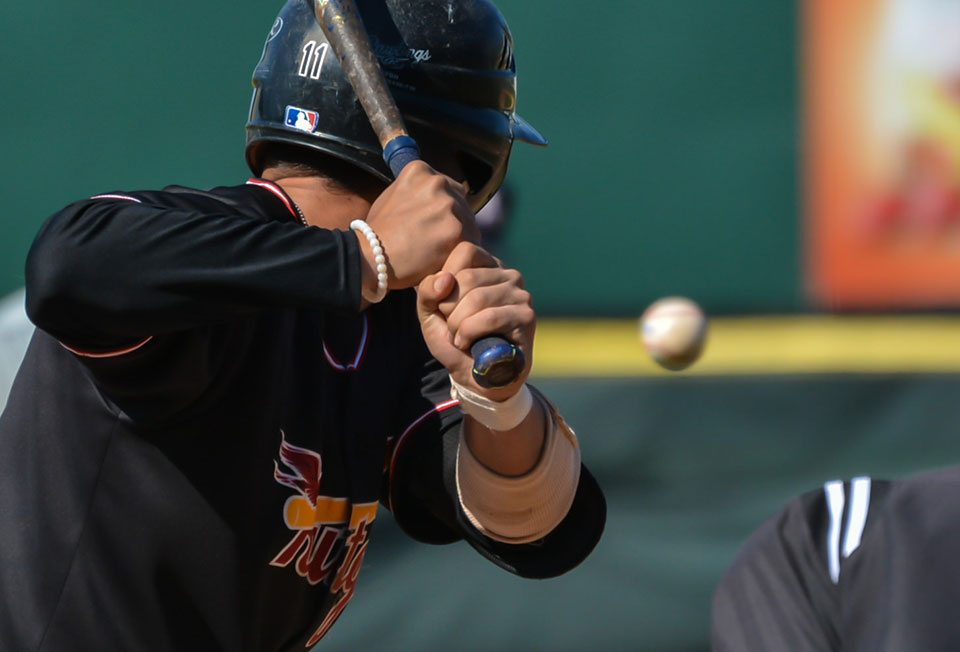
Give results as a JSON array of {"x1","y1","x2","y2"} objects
[
  {"x1": 470, "y1": 336, "x2": 526, "y2": 389},
  {"x1": 383, "y1": 136, "x2": 421, "y2": 177}
]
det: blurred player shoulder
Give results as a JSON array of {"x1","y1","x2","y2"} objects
[
  {"x1": 0, "y1": 288, "x2": 32, "y2": 414},
  {"x1": 713, "y1": 467, "x2": 960, "y2": 650}
]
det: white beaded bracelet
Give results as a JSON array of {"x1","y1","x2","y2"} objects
[{"x1": 350, "y1": 219, "x2": 388, "y2": 304}]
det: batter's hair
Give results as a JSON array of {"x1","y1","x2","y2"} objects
[{"x1": 258, "y1": 143, "x2": 387, "y2": 200}]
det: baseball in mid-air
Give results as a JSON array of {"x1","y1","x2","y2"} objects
[{"x1": 640, "y1": 296, "x2": 708, "y2": 371}]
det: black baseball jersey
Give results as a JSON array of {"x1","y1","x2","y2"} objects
[
  {"x1": 0, "y1": 180, "x2": 606, "y2": 651},
  {"x1": 711, "y1": 467, "x2": 960, "y2": 651}
]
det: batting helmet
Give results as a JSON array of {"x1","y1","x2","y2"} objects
[{"x1": 245, "y1": 0, "x2": 547, "y2": 210}]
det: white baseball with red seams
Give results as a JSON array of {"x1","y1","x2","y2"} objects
[{"x1": 640, "y1": 297, "x2": 708, "y2": 370}]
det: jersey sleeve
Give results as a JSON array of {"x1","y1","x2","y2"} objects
[
  {"x1": 712, "y1": 477, "x2": 888, "y2": 651},
  {"x1": 383, "y1": 309, "x2": 606, "y2": 579},
  {"x1": 24, "y1": 189, "x2": 361, "y2": 352}
]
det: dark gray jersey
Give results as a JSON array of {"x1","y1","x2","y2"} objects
[{"x1": 712, "y1": 468, "x2": 960, "y2": 651}]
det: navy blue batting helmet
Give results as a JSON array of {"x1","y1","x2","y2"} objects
[{"x1": 245, "y1": 0, "x2": 547, "y2": 210}]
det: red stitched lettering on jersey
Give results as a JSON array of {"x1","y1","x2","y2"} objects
[
  {"x1": 270, "y1": 526, "x2": 344, "y2": 586},
  {"x1": 269, "y1": 431, "x2": 378, "y2": 646}
]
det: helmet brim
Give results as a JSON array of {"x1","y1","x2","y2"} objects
[{"x1": 513, "y1": 114, "x2": 548, "y2": 147}]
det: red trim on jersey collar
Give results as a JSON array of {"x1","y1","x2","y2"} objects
[
  {"x1": 59, "y1": 336, "x2": 153, "y2": 358},
  {"x1": 387, "y1": 398, "x2": 461, "y2": 513},
  {"x1": 322, "y1": 313, "x2": 369, "y2": 372},
  {"x1": 246, "y1": 178, "x2": 299, "y2": 219}
]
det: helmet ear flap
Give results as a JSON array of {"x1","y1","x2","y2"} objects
[
  {"x1": 455, "y1": 150, "x2": 498, "y2": 210},
  {"x1": 456, "y1": 151, "x2": 494, "y2": 199}
]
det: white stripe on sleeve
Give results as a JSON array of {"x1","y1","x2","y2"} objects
[
  {"x1": 824, "y1": 480, "x2": 845, "y2": 584},
  {"x1": 842, "y1": 476, "x2": 872, "y2": 559}
]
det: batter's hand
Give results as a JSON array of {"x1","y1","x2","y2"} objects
[
  {"x1": 361, "y1": 161, "x2": 480, "y2": 292},
  {"x1": 417, "y1": 242, "x2": 535, "y2": 401}
]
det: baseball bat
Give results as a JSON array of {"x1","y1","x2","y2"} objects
[{"x1": 314, "y1": 0, "x2": 525, "y2": 390}]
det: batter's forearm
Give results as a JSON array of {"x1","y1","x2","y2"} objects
[
  {"x1": 462, "y1": 397, "x2": 546, "y2": 476},
  {"x1": 456, "y1": 388, "x2": 583, "y2": 544}
]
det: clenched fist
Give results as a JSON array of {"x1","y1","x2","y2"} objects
[
  {"x1": 416, "y1": 242, "x2": 535, "y2": 402},
  {"x1": 357, "y1": 162, "x2": 480, "y2": 293}
]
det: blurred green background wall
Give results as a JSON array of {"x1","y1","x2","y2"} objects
[{"x1": 0, "y1": 0, "x2": 800, "y2": 314}]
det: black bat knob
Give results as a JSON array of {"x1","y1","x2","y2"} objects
[{"x1": 470, "y1": 336, "x2": 525, "y2": 389}]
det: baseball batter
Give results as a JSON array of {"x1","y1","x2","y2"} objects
[{"x1": 0, "y1": 1, "x2": 606, "y2": 649}]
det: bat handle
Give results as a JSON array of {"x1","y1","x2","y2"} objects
[
  {"x1": 383, "y1": 135, "x2": 421, "y2": 178},
  {"x1": 381, "y1": 137, "x2": 525, "y2": 389}
]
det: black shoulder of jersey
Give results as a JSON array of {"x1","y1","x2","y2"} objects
[{"x1": 128, "y1": 179, "x2": 305, "y2": 224}]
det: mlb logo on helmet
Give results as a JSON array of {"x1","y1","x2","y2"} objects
[{"x1": 284, "y1": 106, "x2": 319, "y2": 133}]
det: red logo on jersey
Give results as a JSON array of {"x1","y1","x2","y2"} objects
[{"x1": 269, "y1": 431, "x2": 377, "y2": 646}]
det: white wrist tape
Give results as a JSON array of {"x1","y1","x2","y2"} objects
[
  {"x1": 456, "y1": 390, "x2": 581, "y2": 544},
  {"x1": 449, "y1": 376, "x2": 533, "y2": 432}
]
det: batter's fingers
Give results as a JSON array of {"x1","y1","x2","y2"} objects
[
  {"x1": 395, "y1": 159, "x2": 439, "y2": 184},
  {"x1": 417, "y1": 271, "x2": 457, "y2": 318},
  {"x1": 438, "y1": 268, "x2": 524, "y2": 316},
  {"x1": 441, "y1": 242, "x2": 501, "y2": 275},
  {"x1": 443, "y1": 175, "x2": 468, "y2": 199},
  {"x1": 444, "y1": 283, "x2": 532, "y2": 335},
  {"x1": 396, "y1": 163, "x2": 477, "y2": 242},
  {"x1": 454, "y1": 304, "x2": 536, "y2": 351},
  {"x1": 427, "y1": 177, "x2": 479, "y2": 245},
  {"x1": 456, "y1": 267, "x2": 523, "y2": 291}
]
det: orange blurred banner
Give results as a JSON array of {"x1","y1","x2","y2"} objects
[{"x1": 807, "y1": 0, "x2": 960, "y2": 308}]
